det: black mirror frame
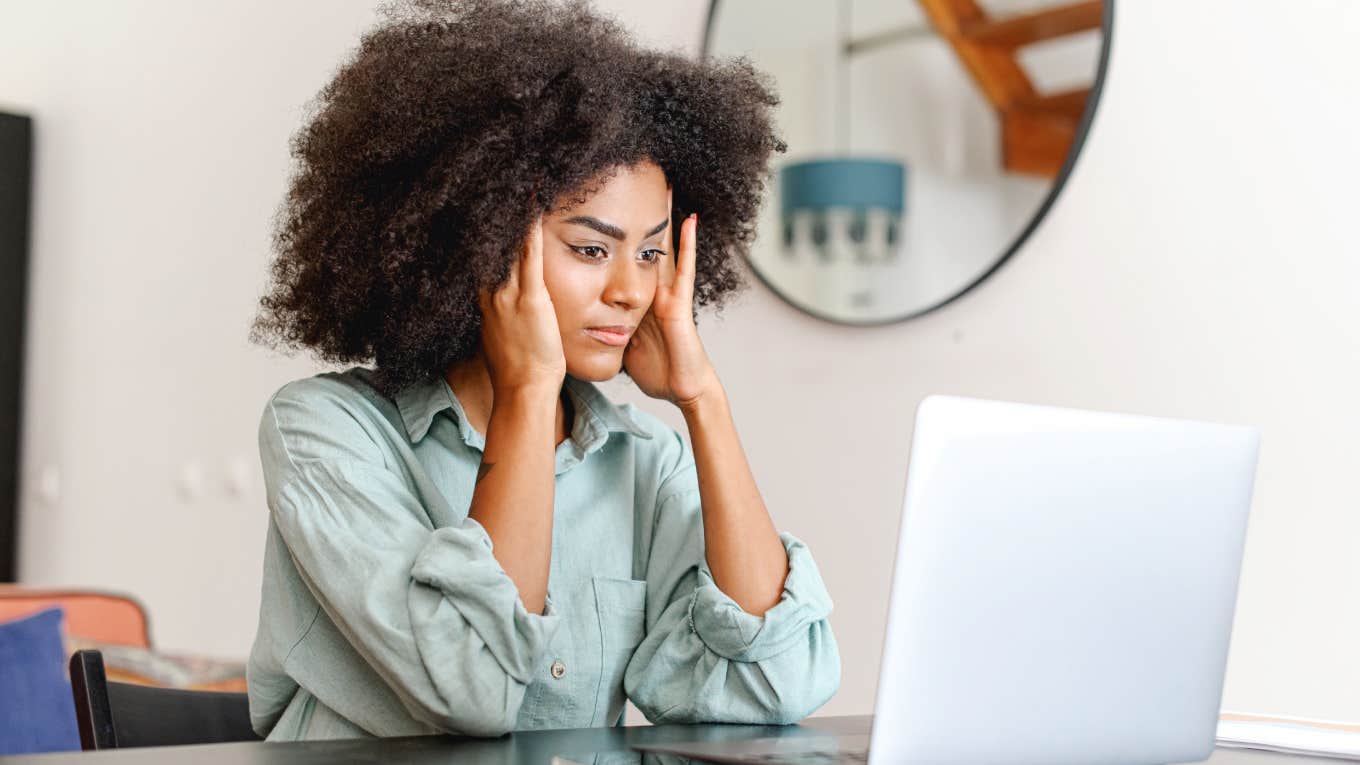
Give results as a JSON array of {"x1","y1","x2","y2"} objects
[{"x1": 702, "y1": 0, "x2": 1117, "y2": 326}]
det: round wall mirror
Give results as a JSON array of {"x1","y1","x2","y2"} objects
[{"x1": 704, "y1": 0, "x2": 1115, "y2": 324}]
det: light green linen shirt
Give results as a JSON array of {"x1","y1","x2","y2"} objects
[{"x1": 246, "y1": 366, "x2": 840, "y2": 740}]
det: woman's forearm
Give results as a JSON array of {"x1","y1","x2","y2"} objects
[
  {"x1": 467, "y1": 384, "x2": 558, "y2": 615},
  {"x1": 681, "y1": 384, "x2": 789, "y2": 615}
]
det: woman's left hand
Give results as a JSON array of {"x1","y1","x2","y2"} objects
[{"x1": 624, "y1": 211, "x2": 722, "y2": 410}]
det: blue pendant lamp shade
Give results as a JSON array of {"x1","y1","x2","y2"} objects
[{"x1": 779, "y1": 158, "x2": 907, "y2": 256}]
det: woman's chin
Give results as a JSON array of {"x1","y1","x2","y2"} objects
[{"x1": 565, "y1": 351, "x2": 624, "y2": 383}]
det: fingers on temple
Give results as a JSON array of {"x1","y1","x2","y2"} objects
[{"x1": 677, "y1": 213, "x2": 697, "y2": 291}]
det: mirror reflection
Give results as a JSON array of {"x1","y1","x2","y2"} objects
[{"x1": 706, "y1": 0, "x2": 1110, "y2": 323}]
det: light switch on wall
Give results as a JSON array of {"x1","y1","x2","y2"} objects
[
  {"x1": 177, "y1": 460, "x2": 206, "y2": 501},
  {"x1": 226, "y1": 455, "x2": 254, "y2": 500},
  {"x1": 36, "y1": 464, "x2": 60, "y2": 506}
]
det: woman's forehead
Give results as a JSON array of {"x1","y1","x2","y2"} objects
[
  {"x1": 564, "y1": 161, "x2": 668, "y2": 203},
  {"x1": 551, "y1": 164, "x2": 670, "y2": 233}
]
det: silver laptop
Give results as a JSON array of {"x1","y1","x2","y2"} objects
[{"x1": 635, "y1": 395, "x2": 1260, "y2": 765}]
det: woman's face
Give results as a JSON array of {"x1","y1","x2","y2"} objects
[{"x1": 542, "y1": 160, "x2": 670, "y2": 382}]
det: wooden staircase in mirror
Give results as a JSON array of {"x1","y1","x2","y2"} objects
[{"x1": 917, "y1": 0, "x2": 1105, "y2": 178}]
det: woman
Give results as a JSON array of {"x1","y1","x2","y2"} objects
[{"x1": 247, "y1": 0, "x2": 840, "y2": 741}]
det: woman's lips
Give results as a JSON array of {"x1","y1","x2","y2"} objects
[{"x1": 584, "y1": 326, "x2": 633, "y2": 347}]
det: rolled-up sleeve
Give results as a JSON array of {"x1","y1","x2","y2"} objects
[
  {"x1": 623, "y1": 464, "x2": 841, "y2": 724},
  {"x1": 260, "y1": 387, "x2": 561, "y2": 737}
]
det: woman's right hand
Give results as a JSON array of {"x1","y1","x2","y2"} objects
[{"x1": 478, "y1": 216, "x2": 566, "y2": 395}]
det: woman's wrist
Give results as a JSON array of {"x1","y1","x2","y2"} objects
[
  {"x1": 492, "y1": 379, "x2": 560, "y2": 405},
  {"x1": 677, "y1": 376, "x2": 729, "y2": 424},
  {"x1": 489, "y1": 382, "x2": 561, "y2": 430}
]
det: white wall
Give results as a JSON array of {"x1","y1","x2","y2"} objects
[
  {"x1": 1, "y1": 0, "x2": 389, "y2": 654},
  {"x1": 4, "y1": 0, "x2": 1358, "y2": 725}
]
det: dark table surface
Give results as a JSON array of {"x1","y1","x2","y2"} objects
[{"x1": 0, "y1": 715, "x2": 1337, "y2": 764}]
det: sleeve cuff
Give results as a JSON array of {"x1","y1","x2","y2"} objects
[
  {"x1": 410, "y1": 516, "x2": 562, "y2": 681},
  {"x1": 688, "y1": 531, "x2": 834, "y2": 663}
]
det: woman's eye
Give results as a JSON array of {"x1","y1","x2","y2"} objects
[
  {"x1": 572, "y1": 245, "x2": 607, "y2": 260},
  {"x1": 639, "y1": 249, "x2": 664, "y2": 264}
]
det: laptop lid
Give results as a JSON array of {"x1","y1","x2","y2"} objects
[{"x1": 868, "y1": 396, "x2": 1259, "y2": 765}]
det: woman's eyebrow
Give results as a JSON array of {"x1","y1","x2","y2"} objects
[
  {"x1": 563, "y1": 215, "x2": 670, "y2": 241},
  {"x1": 643, "y1": 218, "x2": 670, "y2": 238}
]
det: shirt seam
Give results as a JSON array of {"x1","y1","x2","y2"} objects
[
  {"x1": 594, "y1": 579, "x2": 607, "y2": 727},
  {"x1": 270, "y1": 392, "x2": 396, "y2": 472},
  {"x1": 268, "y1": 398, "x2": 302, "y2": 474},
  {"x1": 282, "y1": 600, "x2": 323, "y2": 667},
  {"x1": 653, "y1": 437, "x2": 699, "y2": 503},
  {"x1": 652, "y1": 484, "x2": 700, "y2": 530}
]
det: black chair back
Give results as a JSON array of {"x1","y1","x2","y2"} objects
[{"x1": 68, "y1": 649, "x2": 260, "y2": 749}]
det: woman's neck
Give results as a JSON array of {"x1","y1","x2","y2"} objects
[{"x1": 443, "y1": 353, "x2": 572, "y2": 445}]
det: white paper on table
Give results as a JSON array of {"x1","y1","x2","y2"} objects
[{"x1": 1218, "y1": 711, "x2": 1360, "y2": 760}]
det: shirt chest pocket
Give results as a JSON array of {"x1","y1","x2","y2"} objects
[{"x1": 592, "y1": 575, "x2": 646, "y2": 726}]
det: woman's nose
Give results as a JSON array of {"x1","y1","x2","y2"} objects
[{"x1": 602, "y1": 259, "x2": 649, "y2": 309}]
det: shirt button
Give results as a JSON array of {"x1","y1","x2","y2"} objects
[{"x1": 550, "y1": 660, "x2": 566, "y2": 679}]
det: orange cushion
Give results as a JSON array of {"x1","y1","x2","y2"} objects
[{"x1": 0, "y1": 586, "x2": 150, "y2": 648}]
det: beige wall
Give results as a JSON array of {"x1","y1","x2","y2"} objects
[{"x1": 3, "y1": 0, "x2": 1358, "y2": 723}]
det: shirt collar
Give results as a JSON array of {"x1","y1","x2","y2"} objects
[{"x1": 392, "y1": 373, "x2": 652, "y2": 447}]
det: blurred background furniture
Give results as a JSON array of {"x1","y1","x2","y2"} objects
[
  {"x1": 68, "y1": 649, "x2": 259, "y2": 750},
  {"x1": 0, "y1": 585, "x2": 247, "y2": 690},
  {"x1": 0, "y1": 586, "x2": 249, "y2": 755},
  {"x1": 0, "y1": 585, "x2": 152, "y2": 647}
]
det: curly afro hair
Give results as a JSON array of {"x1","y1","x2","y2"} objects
[{"x1": 249, "y1": 0, "x2": 786, "y2": 397}]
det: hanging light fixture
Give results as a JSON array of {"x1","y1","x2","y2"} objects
[{"x1": 780, "y1": 158, "x2": 904, "y2": 259}]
